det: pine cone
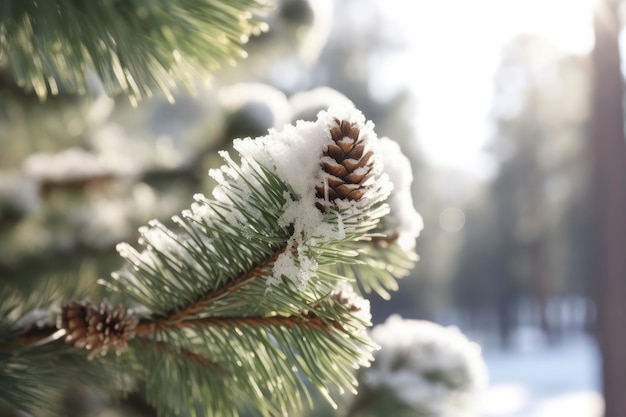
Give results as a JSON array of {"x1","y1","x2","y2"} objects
[
  {"x1": 316, "y1": 118, "x2": 375, "y2": 209},
  {"x1": 57, "y1": 300, "x2": 138, "y2": 359}
]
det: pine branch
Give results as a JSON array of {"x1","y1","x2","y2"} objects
[
  {"x1": 1, "y1": 107, "x2": 423, "y2": 417},
  {"x1": 162, "y1": 241, "x2": 288, "y2": 321},
  {"x1": 0, "y1": 0, "x2": 271, "y2": 103},
  {"x1": 354, "y1": 316, "x2": 488, "y2": 417},
  {"x1": 333, "y1": 239, "x2": 419, "y2": 300},
  {"x1": 0, "y1": 288, "x2": 123, "y2": 416},
  {"x1": 137, "y1": 311, "x2": 348, "y2": 334},
  {"x1": 139, "y1": 338, "x2": 221, "y2": 371}
]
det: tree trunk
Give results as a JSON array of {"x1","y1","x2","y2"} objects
[{"x1": 591, "y1": 1, "x2": 626, "y2": 416}]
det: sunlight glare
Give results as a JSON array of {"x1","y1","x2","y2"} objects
[{"x1": 375, "y1": 0, "x2": 595, "y2": 179}]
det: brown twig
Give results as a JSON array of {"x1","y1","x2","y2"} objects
[
  {"x1": 136, "y1": 313, "x2": 335, "y2": 337},
  {"x1": 131, "y1": 239, "x2": 346, "y2": 337},
  {"x1": 164, "y1": 243, "x2": 288, "y2": 322},
  {"x1": 131, "y1": 313, "x2": 339, "y2": 373},
  {"x1": 0, "y1": 323, "x2": 61, "y2": 349},
  {"x1": 6, "y1": 241, "x2": 342, "y2": 357},
  {"x1": 136, "y1": 338, "x2": 222, "y2": 371}
]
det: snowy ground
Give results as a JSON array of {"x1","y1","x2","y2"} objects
[{"x1": 479, "y1": 330, "x2": 603, "y2": 417}]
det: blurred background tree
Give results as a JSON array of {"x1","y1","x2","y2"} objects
[
  {"x1": 451, "y1": 35, "x2": 592, "y2": 347},
  {"x1": 590, "y1": 0, "x2": 626, "y2": 416}
]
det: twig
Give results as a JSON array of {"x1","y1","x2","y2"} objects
[
  {"x1": 170, "y1": 243, "x2": 287, "y2": 320},
  {"x1": 137, "y1": 338, "x2": 222, "y2": 371},
  {"x1": 136, "y1": 313, "x2": 335, "y2": 337}
]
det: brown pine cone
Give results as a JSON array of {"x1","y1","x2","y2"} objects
[
  {"x1": 57, "y1": 300, "x2": 138, "y2": 359},
  {"x1": 316, "y1": 118, "x2": 375, "y2": 210}
]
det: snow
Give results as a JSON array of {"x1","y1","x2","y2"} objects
[
  {"x1": 10, "y1": 308, "x2": 54, "y2": 330},
  {"x1": 219, "y1": 82, "x2": 290, "y2": 129},
  {"x1": 479, "y1": 332, "x2": 603, "y2": 417},
  {"x1": 0, "y1": 173, "x2": 40, "y2": 213},
  {"x1": 231, "y1": 105, "x2": 392, "y2": 289},
  {"x1": 114, "y1": 106, "x2": 422, "y2": 294},
  {"x1": 288, "y1": 87, "x2": 354, "y2": 122},
  {"x1": 90, "y1": 123, "x2": 188, "y2": 172},
  {"x1": 331, "y1": 282, "x2": 372, "y2": 330},
  {"x1": 23, "y1": 147, "x2": 136, "y2": 181},
  {"x1": 365, "y1": 315, "x2": 488, "y2": 416},
  {"x1": 363, "y1": 320, "x2": 602, "y2": 417},
  {"x1": 378, "y1": 137, "x2": 424, "y2": 251},
  {"x1": 64, "y1": 183, "x2": 177, "y2": 249}
]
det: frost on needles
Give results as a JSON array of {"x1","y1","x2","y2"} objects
[{"x1": 7, "y1": 106, "x2": 423, "y2": 417}]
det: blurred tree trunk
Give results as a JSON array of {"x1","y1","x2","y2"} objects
[{"x1": 591, "y1": 1, "x2": 626, "y2": 416}]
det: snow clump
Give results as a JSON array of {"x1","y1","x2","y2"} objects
[
  {"x1": 364, "y1": 315, "x2": 488, "y2": 417},
  {"x1": 232, "y1": 105, "x2": 391, "y2": 289}
]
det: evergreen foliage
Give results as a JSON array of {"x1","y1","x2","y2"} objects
[
  {"x1": 0, "y1": 284, "x2": 118, "y2": 417},
  {"x1": 357, "y1": 316, "x2": 488, "y2": 417},
  {"x1": 0, "y1": 0, "x2": 270, "y2": 103},
  {"x1": 0, "y1": 107, "x2": 422, "y2": 417},
  {"x1": 0, "y1": 3, "x2": 432, "y2": 416}
]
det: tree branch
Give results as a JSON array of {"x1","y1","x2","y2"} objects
[
  {"x1": 6, "y1": 243, "x2": 336, "y2": 353},
  {"x1": 137, "y1": 338, "x2": 222, "y2": 371},
  {"x1": 136, "y1": 313, "x2": 337, "y2": 337},
  {"x1": 164, "y1": 242, "x2": 288, "y2": 321}
]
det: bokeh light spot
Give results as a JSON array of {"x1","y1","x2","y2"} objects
[{"x1": 439, "y1": 207, "x2": 465, "y2": 233}]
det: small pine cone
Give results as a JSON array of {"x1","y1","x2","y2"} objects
[
  {"x1": 58, "y1": 301, "x2": 90, "y2": 345},
  {"x1": 316, "y1": 118, "x2": 376, "y2": 209},
  {"x1": 57, "y1": 300, "x2": 138, "y2": 359}
]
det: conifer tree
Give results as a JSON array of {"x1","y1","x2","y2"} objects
[
  {"x1": 0, "y1": 2, "x2": 487, "y2": 417},
  {"x1": 0, "y1": 105, "x2": 422, "y2": 416},
  {"x1": 0, "y1": 0, "x2": 270, "y2": 103}
]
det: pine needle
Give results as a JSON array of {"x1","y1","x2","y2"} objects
[{"x1": 0, "y1": 0, "x2": 271, "y2": 102}]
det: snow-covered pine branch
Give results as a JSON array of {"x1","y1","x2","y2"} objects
[
  {"x1": 1, "y1": 106, "x2": 423, "y2": 417},
  {"x1": 347, "y1": 315, "x2": 488, "y2": 417}
]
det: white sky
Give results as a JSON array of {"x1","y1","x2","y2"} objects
[{"x1": 374, "y1": 0, "x2": 595, "y2": 179}]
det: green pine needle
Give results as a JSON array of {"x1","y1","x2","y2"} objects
[
  {"x1": 102, "y1": 146, "x2": 386, "y2": 416},
  {"x1": 332, "y1": 240, "x2": 419, "y2": 300},
  {"x1": 1, "y1": 108, "x2": 421, "y2": 417},
  {"x1": 127, "y1": 306, "x2": 375, "y2": 417},
  {"x1": 0, "y1": 0, "x2": 271, "y2": 103},
  {"x1": 106, "y1": 156, "x2": 296, "y2": 315},
  {"x1": 0, "y1": 286, "x2": 120, "y2": 417}
]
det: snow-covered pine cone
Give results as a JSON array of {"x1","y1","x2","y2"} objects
[
  {"x1": 57, "y1": 300, "x2": 138, "y2": 359},
  {"x1": 316, "y1": 118, "x2": 376, "y2": 210}
]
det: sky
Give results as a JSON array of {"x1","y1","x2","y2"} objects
[{"x1": 374, "y1": 0, "x2": 596, "y2": 180}]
